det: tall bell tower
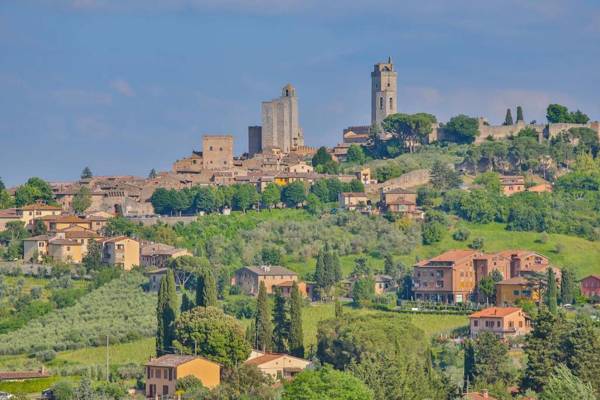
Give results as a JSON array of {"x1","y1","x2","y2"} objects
[{"x1": 371, "y1": 56, "x2": 397, "y2": 128}]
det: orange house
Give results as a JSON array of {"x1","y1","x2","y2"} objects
[
  {"x1": 495, "y1": 276, "x2": 540, "y2": 306},
  {"x1": 145, "y1": 355, "x2": 221, "y2": 398},
  {"x1": 469, "y1": 307, "x2": 531, "y2": 339}
]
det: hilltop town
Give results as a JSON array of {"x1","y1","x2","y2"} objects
[{"x1": 1, "y1": 25, "x2": 600, "y2": 397}]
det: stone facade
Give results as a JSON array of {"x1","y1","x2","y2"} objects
[
  {"x1": 248, "y1": 126, "x2": 262, "y2": 156},
  {"x1": 261, "y1": 84, "x2": 304, "y2": 153},
  {"x1": 202, "y1": 135, "x2": 234, "y2": 170},
  {"x1": 371, "y1": 57, "x2": 397, "y2": 128}
]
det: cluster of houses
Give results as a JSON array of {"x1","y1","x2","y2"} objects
[{"x1": 338, "y1": 186, "x2": 424, "y2": 220}]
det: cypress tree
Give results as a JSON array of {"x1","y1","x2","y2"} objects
[
  {"x1": 334, "y1": 299, "x2": 344, "y2": 318},
  {"x1": 314, "y1": 248, "x2": 326, "y2": 289},
  {"x1": 156, "y1": 270, "x2": 178, "y2": 355},
  {"x1": 560, "y1": 268, "x2": 575, "y2": 305},
  {"x1": 202, "y1": 270, "x2": 218, "y2": 307},
  {"x1": 384, "y1": 253, "x2": 395, "y2": 277},
  {"x1": 245, "y1": 320, "x2": 256, "y2": 348},
  {"x1": 322, "y1": 247, "x2": 335, "y2": 288},
  {"x1": 195, "y1": 272, "x2": 205, "y2": 307},
  {"x1": 546, "y1": 267, "x2": 558, "y2": 314},
  {"x1": 181, "y1": 291, "x2": 194, "y2": 312},
  {"x1": 504, "y1": 108, "x2": 513, "y2": 125},
  {"x1": 255, "y1": 281, "x2": 272, "y2": 352},
  {"x1": 463, "y1": 339, "x2": 475, "y2": 391},
  {"x1": 516, "y1": 106, "x2": 524, "y2": 122},
  {"x1": 288, "y1": 281, "x2": 304, "y2": 357},
  {"x1": 331, "y1": 251, "x2": 342, "y2": 283},
  {"x1": 272, "y1": 287, "x2": 289, "y2": 353}
]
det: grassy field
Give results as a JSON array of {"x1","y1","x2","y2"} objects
[{"x1": 0, "y1": 276, "x2": 87, "y2": 301}]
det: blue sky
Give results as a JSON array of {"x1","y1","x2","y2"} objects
[{"x1": 1, "y1": 0, "x2": 599, "y2": 186}]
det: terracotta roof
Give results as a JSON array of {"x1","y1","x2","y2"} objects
[
  {"x1": 274, "y1": 281, "x2": 295, "y2": 287},
  {"x1": 145, "y1": 354, "x2": 219, "y2": 367},
  {"x1": 464, "y1": 392, "x2": 497, "y2": 400},
  {"x1": 0, "y1": 370, "x2": 50, "y2": 381},
  {"x1": 470, "y1": 307, "x2": 522, "y2": 319},
  {"x1": 419, "y1": 250, "x2": 478, "y2": 266},
  {"x1": 18, "y1": 204, "x2": 62, "y2": 211},
  {"x1": 495, "y1": 250, "x2": 542, "y2": 259},
  {"x1": 241, "y1": 266, "x2": 298, "y2": 277},
  {"x1": 103, "y1": 236, "x2": 133, "y2": 244},
  {"x1": 374, "y1": 274, "x2": 394, "y2": 282},
  {"x1": 245, "y1": 353, "x2": 308, "y2": 367},
  {"x1": 582, "y1": 275, "x2": 600, "y2": 281},
  {"x1": 386, "y1": 199, "x2": 416, "y2": 206},
  {"x1": 0, "y1": 208, "x2": 18, "y2": 218},
  {"x1": 496, "y1": 277, "x2": 528, "y2": 285},
  {"x1": 23, "y1": 235, "x2": 51, "y2": 241},
  {"x1": 49, "y1": 239, "x2": 81, "y2": 246},
  {"x1": 36, "y1": 215, "x2": 89, "y2": 223}
]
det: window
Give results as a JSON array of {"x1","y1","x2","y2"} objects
[
  {"x1": 168, "y1": 368, "x2": 173, "y2": 381},
  {"x1": 219, "y1": 147, "x2": 223, "y2": 151},
  {"x1": 473, "y1": 320, "x2": 478, "y2": 327},
  {"x1": 513, "y1": 290, "x2": 520, "y2": 295},
  {"x1": 380, "y1": 97, "x2": 383, "y2": 110},
  {"x1": 497, "y1": 321, "x2": 501, "y2": 327},
  {"x1": 155, "y1": 369, "x2": 161, "y2": 379},
  {"x1": 67, "y1": 246, "x2": 71, "y2": 251},
  {"x1": 163, "y1": 385, "x2": 169, "y2": 396},
  {"x1": 209, "y1": 146, "x2": 213, "y2": 151},
  {"x1": 509, "y1": 321, "x2": 514, "y2": 328},
  {"x1": 389, "y1": 97, "x2": 393, "y2": 110},
  {"x1": 147, "y1": 367, "x2": 151, "y2": 379},
  {"x1": 519, "y1": 321, "x2": 523, "y2": 327},
  {"x1": 436, "y1": 280, "x2": 444, "y2": 288}
]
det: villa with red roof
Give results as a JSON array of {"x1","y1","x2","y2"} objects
[{"x1": 469, "y1": 307, "x2": 531, "y2": 339}]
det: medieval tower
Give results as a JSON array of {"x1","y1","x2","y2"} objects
[
  {"x1": 260, "y1": 84, "x2": 304, "y2": 153},
  {"x1": 371, "y1": 57, "x2": 397, "y2": 127}
]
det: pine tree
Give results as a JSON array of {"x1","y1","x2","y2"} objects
[
  {"x1": 81, "y1": 166, "x2": 93, "y2": 179},
  {"x1": 563, "y1": 316, "x2": 600, "y2": 394},
  {"x1": 516, "y1": 106, "x2": 524, "y2": 122},
  {"x1": 148, "y1": 168, "x2": 157, "y2": 179},
  {"x1": 202, "y1": 270, "x2": 218, "y2": 307},
  {"x1": 504, "y1": 108, "x2": 513, "y2": 125},
  {"x1": 560, "y1": 268, "x2": 575, "y2": 305},
  {"x1": 522, "y1": 309, "x2": 565, "y2": 392},
  {"x1": 156, "y1": 270, "x2": 178, "y2": 355},
  {"x1": 255, "y1": 281, "x2": 272, "y2": 352},
  {"x1": 181, "y1": 291, "x2": 194, "y2": 312},
  {"x1": 288, "y1": 281, "x2": 304, "y2": 357},
  {"x1": 463, "y1": 339, "x2": 475, "y2": 391},
  {"x1": 272, "y1": 287, "x2": 289, "y2": 353},
  {"x1": 545, "y1": 268, "x2": 558, "y2": 314}
]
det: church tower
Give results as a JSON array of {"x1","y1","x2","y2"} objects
[
  {"x1": 261, "y1": 83, "x2": 303, "y2": 153},
  {"x1": 371, "y1": 57, "x2": 397, "y2": 128}
]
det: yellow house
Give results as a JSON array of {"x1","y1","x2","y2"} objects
[
  {"x1": 16, "y1": 203, "x2": 62, "y2": 227},
  {"x1": 145, "y1": 355, "x2": 221, "y2": 398},
  {"x1": 495, "y1": 276, "x2": 540, "y2": 306},
  {"x1": 47, "y1": 239, "x2": 83, "y2": 264},
  {"x1": 36, "y1": 215, "x2": 92, "y2": 232},
  {"x1": 245, "y1": 352, "x2": 311, "y2": 380},
  {"x1": 102, "y1": 236, "x2": 140, "y2": 270}
]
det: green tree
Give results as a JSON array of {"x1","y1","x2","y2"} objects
[
  {"x1": 196, "y1": 269, "x2": 217, "y2": 308},
  {"x1": 522, "y1": 309, "x2": 565, "y2": 392},
  {"x1": 382, "y1": 112, "x2": 437, "y2": 153},
  {"x1": 80, "y1": 167, "x2": 93, "y2": 179},
  {"x1": 348, "y1": 178, "x2": 365, "y2": 193},
  {"x1": 282, "y1": 367, "x2": 374, "y2": 400},
  {"x1": 272, "y1": 287, "x2": 289, "y2": 353},
  {"x1": 74, "y1": 377, "x2": 94, "y2": 400},
  {"x1": 0, "y1": 177, "x2": 4, "y2": 191},
  {"x1": 422, "y1": 221, "x2": 444, "y2": 244},
  {"x1": 430, "y1": 160, "x2": 462, "y2": 190},
  {"x1": 504, "y1": 108, "x2": 513, "y2": 125},
  {"x1": 181, "y1": 291, "x2": 195, "y2": 313},
  {"x1": 540, "y1": 365, "x2": 596, "y2": 400},
  {"x1": 51, "y1": 381, "x2": 75, "y2": 400},
  {"x1": 174, "y1": 306, "x2": 250, "y2": 367},
  {"x1": 72, "y1": 186, "x2": 92, "y2": 214},
  {"x1": 14, "y1": 177, "x2": 53, "y2": 207},
  {"x1": 474, "y1": 172, "x2": 501, "y2": 193},
  {"x1": 445, "y1": 114, "x2": 480, "y2": 143},
  {"x1": 560, "y1": 268, "x2": 575, "y2": 304},
  {"x1": 547, "y1": 104, "x2": 570, "y2": 123},
  {"x1": 312, "y1": 146, "x2": 333, "y2": 167},
  {"x1": 82, "y1": 240, "x2": 102, "y2": 271},
  {"x1": 148, "y1": 168, "x2": 157, "y2": 179},
  {"x1": 281, "y1": 181, "x2": 306, "y2": 207},
  {"x1": 260, "y1": 246, "x2": 282, "y2": 265},
  {"x1": 305, "y1": 193, "x2": 323, "y2": 215},
  {"x1": 156, "y1": 270, "x2": 178, "y2": 355},
  {"x1": 463, "y1": 339, "x2": 476, "y2": 391},
  {"x1": 516, "y1": 106, "x2": 524, "y2": 122},
  {"x1": 472, "y1": 331, "x2": 513, "y2": 387},
  {"x1": 545, "y1": 267, "x2": 558, "y2": 314},
  {"x1": 563, "y1": 316, "x2": 600, "y2": 394},
  {"x1": 261, "y1": 183, "x2": 281, "y2": 209},
  {"x1": 32, "y1": 219, "x2": 47, "y2": 236},
  {"x1": 478, "y1": 276, "x2": 496, "y2": 304},
  {"x1": 352, "y1": 277, "x2": 375, "y2": 308},
  {"x1": 346, "y1": 144, "x2": 366, "y2": 164},
  {"x1": 288, "y1": 281, "x2": 304, "y2": 357},
  {"x1": 0, "y1": 188, "x2": 13, "y2": 209},
  {"x1": 255, "y1": 281, "x2": 272, "y2": 352},
  {"x1": 232, "y1": 184, "x2": 259, "y2": 212}
]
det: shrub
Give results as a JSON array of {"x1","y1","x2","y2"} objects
[
  {"x1": 452, "y1": 228, "x2": 470, "y2": 241},
  {"x1": 469, "y1": 237, "x2": 485, "y2": 250}
]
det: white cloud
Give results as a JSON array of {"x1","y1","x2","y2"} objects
[{"x1": 110, "y1": 79, "x2": 135, "y2": 97}]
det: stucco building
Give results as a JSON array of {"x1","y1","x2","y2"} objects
[
  {"x1": 495, "y1": 276, "x2": 540, "y2": 306},
  {"x1": 245, "y1": 352, "x2": 311, "y2": 380},
  {"x1": 140, "y1": 242, "x2": 191, "y2": 269},
  {"x1": 145, "y1": 355, "x2": 221, "y2": 398},
  {"x1": 233, "y1": 265, "x2": 304, "y2": 296},
  {"x1": 469, "y1": 307, "x2": 531, "y2": 339},
  {"x1": 102, "y1": 236, "x2": 140, "y2": 270},
  {"x1": 580, "y1": 275, "x2": 600, "y2": 299}
]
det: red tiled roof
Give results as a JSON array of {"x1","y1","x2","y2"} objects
[
  {"x1": 470, "y1": 307, "x2": 522, "y2": 319},
  {"x1": 464, "y1": 392, "x2": 497, "y2": 400},
  {"x1": 145, "y1": 354, "x2": 219, "y2": 367},
  {"x1": 496, "y1": 277, "x2": 528, "y2": 285},
  {"x1": 425, "y1": 250, "x2": 478, "y2": 264},
  {"x1": 102, "y1": 236, "x2": 132, "y2": 244},
  {"x1": 0, "y1": 370, "x2": 49, "y2": 381},
  {"x1": 18, "y1": 204, "x2": 62, "y2": 211},
  {"x1": 0, "y1": 208, "x2": 18, "y2": 218}
]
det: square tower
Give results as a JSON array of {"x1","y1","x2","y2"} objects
[
  {"x1": 202, "y1": 135, "x2": 233, "y2": 170},
  {"x1": 371, "y1": 57, "x2": 397, "y2": 127}
]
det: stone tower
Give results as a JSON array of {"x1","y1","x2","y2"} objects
[
  {"x1": 371, "y1": 57, "x2": 397, "y2": 127},
  {"x1": 261, "y1": 84, "x2": 304, "y2": 153}
]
